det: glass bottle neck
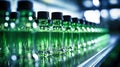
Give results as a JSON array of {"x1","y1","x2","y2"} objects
[
  {"x1": 63, "y1": 21, "x2": 71, "y2": 27},
  {"x1": 52, "y1": 19, "x2": 62, "y2": 27},
  {"x1": 38, "y1": 19, "x2": 49, "y2": 27},
  {"x1": 18, "y1": 10, "x2": 33, "y2": 17}
]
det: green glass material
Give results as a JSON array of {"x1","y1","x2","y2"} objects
[
  {"x1": 16, "y1": 11, "x2": 33, "y2": 30},
  {"x1": 77, "y1": 22, "x2": 84, "y2": 55},
  {"x1": 36, "y1": 11, "x2": 50, "y2": 67},
  {"x1": 6, "y1": 12, "x2": 19, "y2": 67},
  {"x1": 35, "y1": 19, "x2": 50, "y2": 56},
  {"x1": 62, "y1": 21, "x2": 72, "y2": 52},
  {"x1": 16, "y1": 10, "x2": 35, "y2": 66},
  {"x1": 51, "y1": 19, "x2": 63, "y2": 55},
  {"x1": 0, "y1": 6, "x2": 110, "y2": 66},
  {"x1": 71, "y1": 20, "x2": 80, "y2": 54},
  {"x1": 0, "y1": 11, "x2": 10, "y2": 66}
]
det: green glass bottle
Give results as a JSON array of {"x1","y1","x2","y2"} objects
[
  {"x1": 36, "y1": 11, "x2": 50, "y2": 67},
  {"x1": 88, "y1": 22, "x2": 96, "y2": 52},
  {"x1": 95, "y1": 23, "x2": 109, "y2": 52},
  {"x1": 36, "y1": 11, "x2": 49, "y2": 56},
  {"x1": 51, "y1": 12, "x2": 63, "y2": 55},
  {"x1": 83, "y1": 20, "x2": 91, "y2": 53},
  {"x1": 71, "y1": 18, "x2": 80, "y2": 54},
  {"x1": 63, "y1": 15, "x2": 72, "y2": 52},
  {"x1": 7, "y1": 12, "x2": 19, "y2": 67},
  {"x1": 79, "y1": 19, "x2": 88, "y2": 53},
  {"x1": 17, "y1": 1, "x2": 34, "y2": 66},
  {"x1": 0, "y1": 1, "x2": 10, "y2": 66},
  {"x1": 77, "y1": 19, "x2": 85, "y2": 55},
  {"x1": 62, "y1": 15, "x2": 72, "y2": 66},
  {"x1": 92, "y1": 23, "x2": 99, "y2": 49},
  {"x1": 86, "y1": 22, "x2": 93, "y2": 51},
  {"x1": 70, "y1": 18, "x2": 80, "y2": 65},
  {"x1": 50, "y1": 12, "x2": 64, "y2": 66}
]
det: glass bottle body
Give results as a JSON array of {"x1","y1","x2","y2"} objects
[
  {"x1": 35, "y1": 19, "x2": 50, "y2": 56},
  {"x1": 16, "y1": 10, "x2": 35, "y2": 66},
  {"x1": 51, "y1": 19, "x2": 63, "y2": 55},
  {"x1": 0, "y1": 11, "x2": 10, "y2": 66}
]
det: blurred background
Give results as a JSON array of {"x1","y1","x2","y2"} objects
[{"x1": 6, "y1": 0, "x2": 120, "y2": 66}]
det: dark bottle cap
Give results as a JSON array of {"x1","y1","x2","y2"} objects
[
  {"x1": 63, "y1": 15, "x2": 72, "y2": 22},
  {"x1": 37, "y1": 11, "x2": 49, "y2": 19},
  {"x1": 10, "y1": 12, "x2": 19, "y2": 19},
  {"x1": 85, "y1": 20, "x2": 91, "y2": 25},
  {"x1": 17, "y1": 1, "x2": 33, "y2": 11},
  {"x1": 89, "y1": 22, "x2": 93, "y2": 26},
  {"x1": 52, "y1": 12, "x2": 63, "y2": 20},
  {"x1": 85, "y1": 20, "x2": 88, "y2": 25},
  {"x1": 79, "y1": 19, "x2": 85, "y2": 24},
  {"x1": 0, "y1": 1, "x2": 10, "y2": 11},
  {"x1": 79, "y1": 19, "x2": 83, "y2": 24},
  {"x1": 72, "y1": 18, "x2": 78, "y2": 23}
]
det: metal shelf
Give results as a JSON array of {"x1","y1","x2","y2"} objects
[{"x1": 77, "y1": 35, "x2": 119, "y2": 67}]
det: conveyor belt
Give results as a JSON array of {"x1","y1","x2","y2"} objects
[{"x1": 77, "y1": 35, "x2": 119, "y2": 67}]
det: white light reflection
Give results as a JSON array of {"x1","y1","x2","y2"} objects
[
  {"x1": 84, "y1": 10, "x2": 100, "y2": 24},
  {"x1": 33, "y1": 53, "x2": 39, "y2": 61},
  {"x1": 26, "y1": 23, "x2": 31, "y2": 27},
  {"x1": 29, "y1": 16, "x2": 33, "y2": 21},
  {"x1": 83, "y1": 0, "x2": 93, "y2": 8},
  {"x1": 93, "y1": 0, "x2": 100, "y2": 7},
  {"x1": 11, "y1": 55, "x2": 17, "y2": 61},
  {"x1": 110, "y1": 9, "x2": 120, "y2": 20},
  {"x1": 83, "y1": 48, "x2": 87, "y2": 52},
  {"x1": 87, "y1": 27, "x2": 91, "y2": 32},
  {"x1": 91, "y1": 28, "x2": 95, "y2": 32},
  {"x1": 5, "y1": 17, "x2": 9, "y2": 21},
  {"x1": 82, "y1": 27, "x2": 86, "y2": 32},
  {"x1": 83, "y1": 43, "x2": 86, "y2": 47},
  {"x1": 87, "y1": 41, "x2": 91, "y2": 46},
  {"x1": 10, "y1": 22, "x2": 15, "y2": 28},
  {"x1": 109, "y1": 0, "x2": 118, "y2": 5},
  {"x1": 33, "y1": 22, "x2": 37, "y2": 28},
  {"x1": 100, "y1": 9, "x2": 109, "y2": 18},
  {"x1": 4, "y1": 22, "x2": 8, "y2": 27},
  {"x1": 27, "y1": 53, "x2": 31, "y2": 59},
  {"x1": 63, "y1": 56, "x2": 66, "y2": 61}
]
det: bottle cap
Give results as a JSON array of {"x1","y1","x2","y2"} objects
[
  {"x1": 72, "y1": 18, "x2": 78, "y2": 23},
  {"x1": 17, "y1": 1, "x2": 33, "y2": 11},
  {"x1": 89, "y1": 22, "x2": 93, "y2": 26},
  {"x1": 0, "y1": 1, "x2": 10, "y2": 11},
  {"x1": 63, "y1": 15, "x2": 71, "y2": 22},
  {"x1": 85, "y1": 20, "x2": 88, "y2": 25},
  {"x1": 79, "y1": 19, "x2": 85, "y2": 24},
  {"x1": 52, "y1": 12, "x2": 63, "y2": 20},
  {"x1": 10, "y1": 12, "x2": 19, "y2": 19},
  {"x1": 37, "y1": 11, "x2": 49, "y2": 19},
  {"x1": 85, "y1": 20, "x2": 92, "y2": 25}
]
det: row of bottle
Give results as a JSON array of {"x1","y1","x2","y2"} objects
[{"x1": 0, "y1": 0, "x2": 109, "y2": 67}]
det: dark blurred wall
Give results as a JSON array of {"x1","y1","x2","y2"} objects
[{"x1": 109, "y1": 19, "x2": 120, "y2": 33}]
